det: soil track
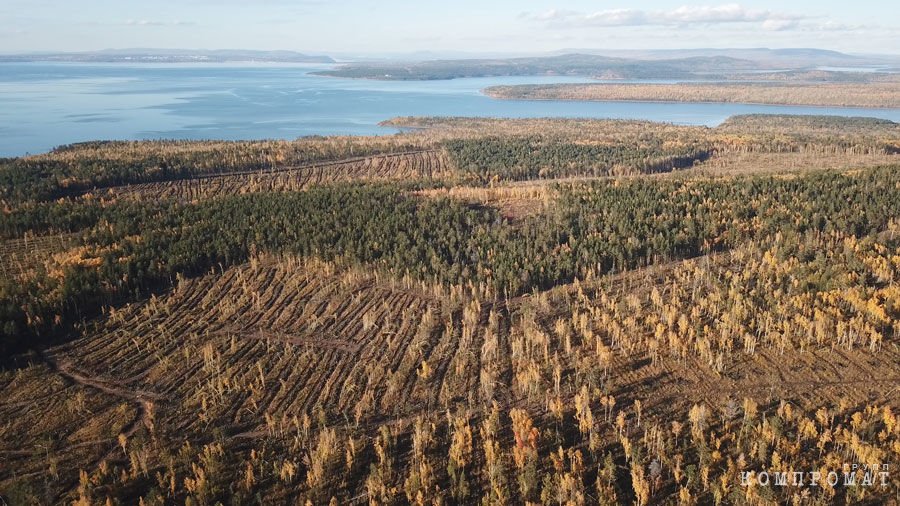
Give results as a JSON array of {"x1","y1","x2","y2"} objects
[{"x1": 40, "y1": 351, "x2": 162, "y2": 455}]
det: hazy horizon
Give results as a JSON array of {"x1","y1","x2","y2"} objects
[
  {"x1": 4, "y1": 46, "x2": 900, "y2": 60},
  {"x1": 1, "y1": 1, "x2": 897, "y2": 55}
]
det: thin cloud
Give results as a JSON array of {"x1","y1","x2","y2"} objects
[
  {"x1": 525, "y1": 4, "x2": 809, "y2": 28},
  {"x1": 124, "y1": 19, "x2": 195, "y2": 27},
  {"x1": 761, "y1": 19, "x2": 799, "y2": 31},
  {"x1": 0, "y1": 28, "x2": 27, "y2": 37},
  {"x1": 809, "y1": 21, "x2": 869, "y2": 32}
]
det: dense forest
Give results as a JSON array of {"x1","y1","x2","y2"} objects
[{"x1": 443, "y1": 136, "x2": 710, "y2": 182}]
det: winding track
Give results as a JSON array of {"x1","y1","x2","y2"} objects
[{"x1": 39, "y1": 351, "x2": 162, "y2": 458}]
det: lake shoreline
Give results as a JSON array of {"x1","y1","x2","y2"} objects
[{"x1": 3, "y1": 62, "x2": 900, "y2": 157}]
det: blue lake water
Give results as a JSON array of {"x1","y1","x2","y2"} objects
[{"x1": 1, "y1": 62, "x2": 899, "y2": 157}]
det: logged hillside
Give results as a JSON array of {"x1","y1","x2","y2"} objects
[
  {"x1": 1, "y1": 115, "x2": 899, "y2": 504},
  {"x1": 3, "y1": 228, "x2": 899, "y2": 504},
  {"x1": 94, "y1": 150, "x2": 451, "y2": 202},
  {"x1": 0, "y1": 137, "x2": 428, "y2": 202}
]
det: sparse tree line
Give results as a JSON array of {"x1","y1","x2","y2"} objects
[
  {"x1": 30, "y1": 396, "x2": 895, "y2": 505},
  {"x1": 510, "y1": 229, "x2": 900, "y2": 387}
]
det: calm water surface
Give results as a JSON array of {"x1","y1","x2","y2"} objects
[{"x1": 1, "y1": 62, "x2": 899, "y2": 156}]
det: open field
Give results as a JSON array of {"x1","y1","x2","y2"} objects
[
  {"x1": 2, "y1": 115, "x2": 900, "y2": 504},
  {"x1": 484, "y1": 81, "x2": 900, "y2": 108}
]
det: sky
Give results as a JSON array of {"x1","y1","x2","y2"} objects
[{"x1": 1, "y1": 0, "x2": 897, "y2": 56}]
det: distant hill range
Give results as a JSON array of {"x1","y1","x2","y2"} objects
[
  {"x1": 552, "y1": 48, "x2": 898, "y2": 67},
  {"x1": 0, "y1": 49, "x2": 335, "y2": 64},
  {"x1": 3, "y1": 48, "x2": 895, "y2": 79},
  {"x1": 312, "y1": 53, "x2": 765, "y2": 80},
  {"x1": 313, "y1": 49, "x2": 899, "y2": 81}
]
